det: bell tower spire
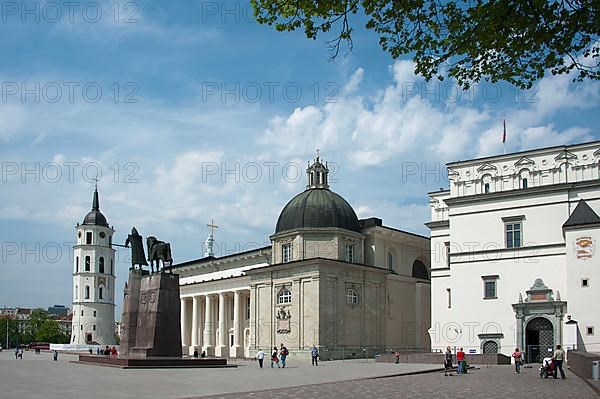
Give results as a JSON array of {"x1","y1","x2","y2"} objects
[
  {"x1": 92, "y1": 185, "x2": 100, "y2": 211},
  {"x1": 306, "y1": 149, "x2": 330, "y2": 190}
]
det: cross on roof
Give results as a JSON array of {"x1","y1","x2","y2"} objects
[{"x1": 207, "y1": 219, "x2": 218, "y2": 236}]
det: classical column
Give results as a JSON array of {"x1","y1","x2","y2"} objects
[
  {"x1": 230, "y1": 290, "x2": 242, "y2": 357},
  {"x1": 216, "y1": 292, "x2": 227, "y2": 356},
  {"x1": 191, "y1": 296, "x2": 200, "y2": 351},
  {"x1": 180, "y1": 298, "x2": 190, "y2": 348},
  {"x1": 202, "y1": 294, "x2": 214, "y2": 356}
]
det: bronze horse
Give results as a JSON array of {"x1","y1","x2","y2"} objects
[{"x1": 146, "y1": 236, "x2": 173, "y2": 273}]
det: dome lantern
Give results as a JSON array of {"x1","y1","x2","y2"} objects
[{"x1": 306, "y1": 150, "x2": 329, "y2": 190}]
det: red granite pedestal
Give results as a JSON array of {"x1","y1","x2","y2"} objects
[{"x1": 77, "y1": 270, "x2": 230, "y2": 369}]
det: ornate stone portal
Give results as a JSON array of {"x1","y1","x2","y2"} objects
[{"x1": 512, "y1": 278, "x2": 567, "y2": 363}]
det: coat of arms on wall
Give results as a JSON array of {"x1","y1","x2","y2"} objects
[
  {"x1": 575, "y1": 236, "x2": 594, "y2": 260},
  {"x1": 276, "y1": 307, "x2": 291, "y2": 334}
]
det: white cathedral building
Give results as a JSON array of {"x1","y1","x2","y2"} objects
[
  {"x1": 427, "y1": 140, "x2": 600, "y2": 361},
  {"x1": 71, "y1": 187, "x2": 116, "y2": 346},
  {"x1": 175, "y1": 155, "x2": 432, "y2": 359}
]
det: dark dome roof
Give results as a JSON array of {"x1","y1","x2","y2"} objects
[
  {"x1": 82, "y1": 188, "x2": 109, "y2": 227},
  {"x1": 83, "y1": 210, "x2": 109, "y2": 227},
  {"x1": 275, "y1": 188, "x2": 360, "y2": 234}
]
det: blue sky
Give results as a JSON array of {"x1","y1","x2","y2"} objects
[{"x1": 1, "y1": 0, "x2": 599, "y2": 315}]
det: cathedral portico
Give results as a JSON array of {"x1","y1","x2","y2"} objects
[{"x1": 180, "y1": 288, "x2": 251, "y2": 357}]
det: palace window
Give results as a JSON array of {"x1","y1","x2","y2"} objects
[
  {"x1": 522, "y1": 178, "x2": 528, "y2": 189},
  {"x1": 99, "y1": 286, "x2": 104, "y2": 300},
  {"x1": 277, "y1": 288, "x2": 292, "y2": 304},
  {"x1": 481, "y1": 174, "x2": 493, "y2": 193},
  {"x1": 85, "y1": 256, "x2": 91, "y2": 272},
  {"x1": 282, "y1": 243, "x2": 292, "y2": 263},
  {"x1": 93, "y1": 325, "x2": 96, "y2": 331},
  {"x1": 99, "y1": 257, "x2": 104, "y2": 273},
  {"x1": 86, "y1": 232, "x2": 92, "y2": 245},
  {"x1": 505, "y1": 222, "x2": 522, "y2": 248},
  {"x1": 93, "y1": 311, "x2": 96, "y2": 317},
  {"x1": 346, "y1": 288, "x2": 359, "y2": 305},
  {"x1": 81, "y1": 310, "x2": 83, "y2": 316},
  {"x1": 482, "y1": 275, "x2": 499, "y2": 299},
  {"x1": 587, "y1": 327, "x2": 594, "y2": 336},
  {"x1": 345, "y1": 244, "x2": 354, "y2": 263},
  {"x1": 85, "y1": 285, "x2": 90, "y2": 299},
  {"x1": 75, "y1": 256, "x2": 79, "y2": 273},
  {"x1": 582, "y1": 278, "x2": 589, "y2": 287},
  {"x1": 110, "y1": 259, "x2": 113, "y2": 275},
  {"x1": 75, "y1": 286, "x2": 78, "y2": 300},
  {"x1": 387, "y1": 252, "x2": 393, "y2": 270},
  {"x1": 447, "y1": 288, "x2": 451, "y2": 308}
]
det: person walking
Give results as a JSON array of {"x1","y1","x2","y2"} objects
[
  {"x1": 271, "y1": 346, "x2": 280, "y2": 368},
  {"x1": 512, "y1": 348, "x2": 522, "y2": 374},
  {"x1": 311, "y1": 345, "x2": 319, "y2": 366},
  {"x1": 53, "y1": 350, "x2": 59, "y2": 361},
  {"x1": 394, "y1": 351, "x2": 400, "y2": 364},
  {"x1": 553, "y1": 345, "x2": 566, "y2": 379},
  {"x1": 14, "y1": 347, "x2": 18, "y2": 360},
  {"x1": 256, "y1": 348, "x2": 265, "y2": 368},
  {"x1": 456, "y1": 347, "x2": 465, "y2": 374},
  {"x1": 444, "y1": 346, "x2": 453, "y2": 376},
  {"x1": 279, "y1": 344, "x2": 289, "y2": 368}
]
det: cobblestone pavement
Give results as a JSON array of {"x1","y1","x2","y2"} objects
[{"x1": 193, "y1": 365, "x2": 599, "y2": 399}]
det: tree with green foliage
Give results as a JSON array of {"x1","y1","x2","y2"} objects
[
  {"x1": 36, "y1": 320, "x2": 70, "y2": 344},
  {"x1": 19, "y1": 309, "x2": 70, "y2": 344},
  {"x1": 26, "y1": 308, "x2": 52, "y2": 338},
  {"x1": 0, "y1": 316, "x2": 19, "y2": 348},
  {"x1": 251, "y1": 0, "x2": 599, "y2": 89}
]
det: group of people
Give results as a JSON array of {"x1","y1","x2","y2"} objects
[
  {"x1": 255, "y1": 343, "x2": 290, "y2": 368},
  {"x1": 512, "y1": 344, "x2": 566, "y2": 379},
  {"x1": 13, "y1": 347, "x2": 59, "y2": 361},
  {"x1": 89, "y1": 346, "x2": 118, "y2": 356},
  {"x1": 255, "y1": 344, "x2": 320, "y2": 368},
  {"x1": 444, "y1": 346, "x2": 468, "y2": 376}
]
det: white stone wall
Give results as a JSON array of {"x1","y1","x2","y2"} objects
[
  {"x1": 565, "y1": 225, "x2": 600, "y2": 352},
  {"x1": 429, "y1": 141, "x2": 600, "y2": 356}
]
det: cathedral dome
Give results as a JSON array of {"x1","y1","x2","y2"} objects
[
  {"x1": 82, "y1": 187, "x2": 109, "y2": 227},
  {"x1": 275, "y1": 188, "x2": 360, "y2": 234},
  {"x1": 275, "y1": 154, "x2": 360, "y2": 234}
]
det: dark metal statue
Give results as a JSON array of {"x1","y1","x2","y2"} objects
[
  {"x1": 147, "y1": 236, "x2": 173, "y2": 273},
  {"x1": 125, "y1": 227, "x2": 148, "y2": 270}
]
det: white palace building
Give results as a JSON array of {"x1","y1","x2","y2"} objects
[
  {"x1": 175, "y1": 155, "x2": 432, "y2": 359},
  {"x1": 427, "y1": 140, "x2": 600, "y2": 361}
]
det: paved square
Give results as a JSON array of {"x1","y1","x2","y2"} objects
[{"x1": 1, "y1": 351, "x2": 597, "y2": 399}]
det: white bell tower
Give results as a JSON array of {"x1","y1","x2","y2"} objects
[{"x1": 71, "y1": 186, "x2": 116, "y2": 346}]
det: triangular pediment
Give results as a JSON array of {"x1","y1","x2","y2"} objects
[
  {"x1": 447, "y1": 168, "x2": 459, "y2": 177},
  {"x1": 554, "y1": 150, "x2": 578, "y2": 161},
  {"x1": 477, "y1": 162, "x2": 498, "y2": 173},
  {"x1": 514, "y1": 157, "x2": 535, "y2": 167}
]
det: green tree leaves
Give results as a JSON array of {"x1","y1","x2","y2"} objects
[{"x1": 251, "y1": 0, "x2": 599, "y2": 89}]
